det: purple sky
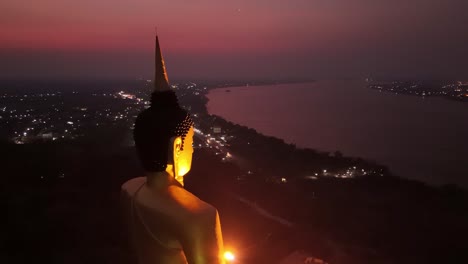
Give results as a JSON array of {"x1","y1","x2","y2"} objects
[{"x1": 1, "y1": 0, "x2": 467, "y2": 80}]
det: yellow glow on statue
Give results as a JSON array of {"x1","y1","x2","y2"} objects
[{"x1": 173, "y1": 126, "x2": 194, "y2": 186}]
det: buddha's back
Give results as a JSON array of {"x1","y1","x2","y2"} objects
[{"x1": 121, "y1": 177, "x2": 225, "y2": 264}]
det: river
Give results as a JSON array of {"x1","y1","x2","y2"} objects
[{"x1": 207, "y1": 80, "x2": 468, "y2": 188}]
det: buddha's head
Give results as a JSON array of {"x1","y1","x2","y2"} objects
[{"x1": 134, "y1": 90, "x2": 194, "y2": 185}]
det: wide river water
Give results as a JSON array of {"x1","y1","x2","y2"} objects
[{"x1": 207, "y1": 80, "x2": 468, "y2": 188}]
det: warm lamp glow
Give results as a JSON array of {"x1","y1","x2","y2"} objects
[
  {"x1": 224, "y1": 251, "x2": 235, "y2": 262},
  {"x1": 177, "y1": 166, "x2": 190, "y2": 177},
  {"x1": 174, "y1": 127, "x2": 195, "y2": 186}
]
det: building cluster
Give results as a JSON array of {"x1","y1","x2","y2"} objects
[
  {"x1": 369, "y1": 80, "x2": 468, "y2": 101},
  {"x1": 302, "y1": 166, "x2": 382, "y2": 182},
  {"x1": 0, "y1": 81, "x2": 215, "y2": 145},
  {"x1": 0, "y1": 86, "x2": 150, "y2": 144}
]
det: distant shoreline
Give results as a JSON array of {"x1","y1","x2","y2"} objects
[
  {"x1": 368, "y1": 81, "x2": 468, "y2": 103},
  {"x1": 207, "y1": 79, "x2": 316, "y2": 91}
]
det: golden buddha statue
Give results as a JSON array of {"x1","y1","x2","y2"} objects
[{"x1": 121, "y1": 36, "x2": 225, "y2": 264}]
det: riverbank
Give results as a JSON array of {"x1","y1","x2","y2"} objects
[{"x1": 205, "y1": 80, "x2": 468, "y2": 188}]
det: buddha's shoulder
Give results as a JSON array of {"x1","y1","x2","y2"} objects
[
  {"x1": 121, "y1": 177, "x2": 217, "y2": 224},
  {"x1": 167, "y1": 185, "x2": 217, "y2": 217},
  {"x1": 121, "y1": 177, "x2": 146, "y2": 196},
  {"x1": 168, "y1": 188, "x2": 218, "y2": 230}
]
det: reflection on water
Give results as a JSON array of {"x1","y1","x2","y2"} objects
[{"x1": 207, "y1": 80, "x2": 468, "y2": 188}]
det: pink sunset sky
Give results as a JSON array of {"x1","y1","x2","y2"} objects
[{"x1": 1, "y1": 0, "x2": 467, "y2": 80}]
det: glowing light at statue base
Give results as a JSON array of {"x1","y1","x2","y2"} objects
[{"x1": 224, "y1": 251, "x2": 235, "y2": 262}]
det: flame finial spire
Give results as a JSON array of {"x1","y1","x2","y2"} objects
[{"x1": 154, "y1": 34, "x2": 170, "y2": 91}]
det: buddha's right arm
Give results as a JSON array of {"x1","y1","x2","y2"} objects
[{"x1": 179, "y1": 210, "x2": 225, "y2": 264}]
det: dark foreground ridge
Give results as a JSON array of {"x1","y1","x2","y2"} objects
[{"x1": 1, "y1": 80, "x2": 468, "y2": 264}]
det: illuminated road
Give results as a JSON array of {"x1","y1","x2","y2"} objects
[{"x1": 194, "y1": 128, "x2": 231, "y2": 158}]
